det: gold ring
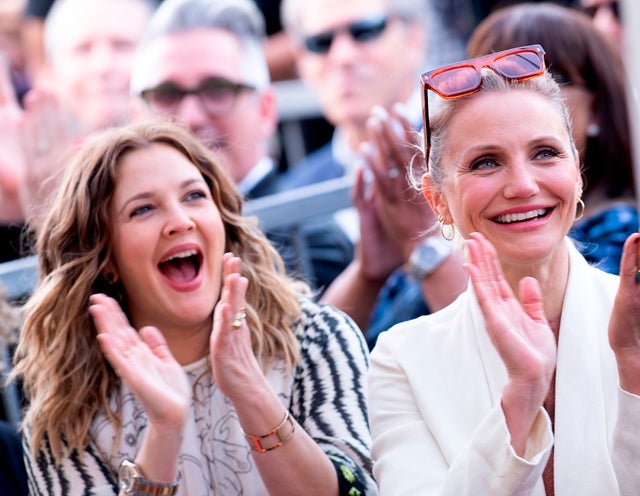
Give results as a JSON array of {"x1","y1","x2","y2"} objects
[{"x1": 231, "y1": 307, "x2": 247, "y2": 329}]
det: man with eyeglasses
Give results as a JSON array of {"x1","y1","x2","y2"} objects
[{"x1": 130, "y1": 0, "x2": 353, "y2": 293}]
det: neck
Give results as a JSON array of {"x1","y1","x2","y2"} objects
[
  {"x1": 501, "y1": 246, "x2": 570, "y2": 324},
  {"x1": 160, "y1": 321, "x2": 211, "y2": 365}
]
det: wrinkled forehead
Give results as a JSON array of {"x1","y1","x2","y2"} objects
[
  {"x1": 45, "y1": 0, "x2": 151, "y2": 59},
  {"x1": 134, "y1": 28, "x2": 247, "y2": 90}
]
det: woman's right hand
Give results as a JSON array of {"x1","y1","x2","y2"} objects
[
  {"x1": 89, "y1": 294, "x2": 189, "y2": 483},
  {"x1": 465, "y1": 233, "x2": 556, "y2": 454},
  {"x1": 89, "y1": 293, "x2": 190, "y2": 432}
]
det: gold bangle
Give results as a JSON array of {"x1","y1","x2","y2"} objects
[{"x1": 242, "y1": 410, "x2": 296, "y2": 453}]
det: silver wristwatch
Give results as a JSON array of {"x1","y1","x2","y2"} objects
[
  {"x1": 406, "y1": 236, "x2": 455, "y2": 280},
  {"x1": 118, "y1": 459, "x2": 179, "y2": 496}
]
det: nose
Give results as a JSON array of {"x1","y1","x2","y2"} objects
[
  {"x1": 163, "y1": 203, "x2": 196, "y2": 237},
  {"x1": 175, "y1": 94, "x2": 212, "y2": 132},
  {"x1": 89, "y1": 42, "x2": 118, "y2": 74},
  {"x1": 504, "y1": 161, "x2": 540, "y2": 198},
  {"x1": 592, "y1": 6, "x2": 620, "y2": 35},
  {"x1": 326, "y1": 32, "x2": 362, "y2": 63}
]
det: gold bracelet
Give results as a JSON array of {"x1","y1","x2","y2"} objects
[{"x1": 242, "y1": 410, "x2": 296, "y2": 453}]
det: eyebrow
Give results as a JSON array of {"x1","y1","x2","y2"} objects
[{"x1": 117, "y1": 177, "x2": 207, "y2": 216}]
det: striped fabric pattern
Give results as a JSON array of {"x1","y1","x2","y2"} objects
[{"x1": 23, "y1": 298, "x2": 376, "y2": 495}]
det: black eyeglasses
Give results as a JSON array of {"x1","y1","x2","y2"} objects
[
  {"x1": 140, "y1": 77, "x2": 255, "y2": 117},
  {"x1": 420, "y1": 44, "x2": 547, "y2": 169},
  {"x1": 580, "y1": 1, "x2": 620, "y2": 20},
  {"x1": 302, "y1": 15, "x2": 390, "y2": 54}
]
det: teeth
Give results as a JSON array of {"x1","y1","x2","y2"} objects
[
  {"x1": 160, "y1": 249, "x2": 198, "y2": 263},
  {"x1": 495, "y1": 208, "x2": 547, "y2": 224}
]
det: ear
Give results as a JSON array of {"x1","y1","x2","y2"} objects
[
  {"x1": 573, "y1": 151, "x2": 583, "y2": 195},
  {"x1": 101, "y1": 261, "x2": 119, "y2": 284},
  {"x1": 257, "y1": 87, "x2": 278, "y2": 138},
  {"x1": 421, "y1": 174, "x2": 453, "y2": 224}
]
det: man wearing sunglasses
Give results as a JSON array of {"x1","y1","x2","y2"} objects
[
  {"x1": 279, "y1": 0, "x2": 428, "y2": 188},
  {"x1": 129, "y1": 0, "x2": 353, "y2": 293},
  {"x1": 276, "y1": 0, "x2": 473, "y2": 349}
]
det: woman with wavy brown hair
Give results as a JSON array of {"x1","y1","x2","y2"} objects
[
  {"x1": 467, "y1": 2, "x2": 636, "y2": 275},
  {"x1": 12, "y1": 118, "x2": 375, "y2": 495}
]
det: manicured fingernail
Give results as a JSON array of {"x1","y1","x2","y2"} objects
[
  {"x1": 359, "y1": 141, "x2": 374, "y2": 157},
  {"x1": 389, "y1": 117, "x2": 404, "y2": 139},
  {"x1": 371, "y1": 104, "x2": 388, "y2": 120},
  {"x1": 392, "y1": 101, "x2": 409, "y2": 119}
]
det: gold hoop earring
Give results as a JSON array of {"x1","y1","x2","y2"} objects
[
  {"x1": 575, "y1": 198, "x2": 585, "y2": 221},
  {"x1": 438, "y1": 216, "x2": 455, "y2": 241}
]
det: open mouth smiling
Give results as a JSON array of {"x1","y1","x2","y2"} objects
[
  {"x1": 158, "y1": 249, "x2": 203, "y2": 283},
  {"x1": 493, "y1": 208, "x2": 550, "y2": 224}
]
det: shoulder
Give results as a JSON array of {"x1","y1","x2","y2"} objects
[
  {"x1": 280, "y1": 144, "x2": 344, "y2": 188},
  {"x1": 570, "y1": 203, "x2": 639, "y2": 274},
  {"x1": 567, "y1": 237, "x2": 620, "y2": 295},
  {"x1": 293, "y1": 298, "x2": 368, "y2": 358},
  {"x1": 371, "y1": 293, "x2": 468, "y2": 365}
]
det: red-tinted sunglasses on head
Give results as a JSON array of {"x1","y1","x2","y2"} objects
[{"x1": 420, "y1": 44, "x2": 547, "y2": 168}]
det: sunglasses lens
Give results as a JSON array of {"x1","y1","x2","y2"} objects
[
  {"x1": 304, "y1": 32, "x2": 334, "y2": 54},
  {"x1": 303, "y1": 16, "x2": 388, "y2": 54},
  {"x1": 429, "y1": 66, "x2": 481, "y2": 98},
  {"x1": 493, "y1": 50, "x2": 544, "y2": 80},
  {"x1": 611, "y1": 1, "x2": 620, "y2": 19},
  {"x1": 349, "y1": 17, "x2": 387, "y2": 42},
  {"x1": 582, "y1": 1, "x2": 619, "y2": 19}
]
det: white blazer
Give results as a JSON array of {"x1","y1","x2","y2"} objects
[{"x1": 369, "y1": 239, "x2": 640, "y2": 495}]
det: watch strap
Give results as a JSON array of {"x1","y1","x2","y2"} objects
[{"x1": 118, "y1": 459, "x2": 180, "y2": 496}]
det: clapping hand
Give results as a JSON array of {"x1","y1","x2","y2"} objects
[
  {"x1": 353, "y1": 103, "x2": 438, "y2": 280},
  {"x1": 465, "y1": 232, "x2": 556, "y2": 454},
  {"x1": 209, "y1": 253, "x2": 264, "y2": 400},
  {"x1": 608, "y1": 232, "x2": 640, "y2": 395},
  {"x1": 89, "y1": 293, "x2": 190, "y2": 431},
  {"x1": 0, "y1": 53, "x2": 27, "y2": 221},
  {"x1": 21, "y1": 87, "x2": 73, "y2": 228}
]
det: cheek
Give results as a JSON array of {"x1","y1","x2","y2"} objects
[{"x1": 298, "y1": 56, "x2": 325, "y2": 86}]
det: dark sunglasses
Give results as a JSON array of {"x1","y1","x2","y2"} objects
[
  {"x1": 420, "y1": 44, "x2": 547, "y2": 169},
  {"x1": 580, "y1": 1, "x2": 620, "y2": 20},
  {"x1": 140, "y1": 77, "x2": 255, "y2": 117},
  {"x1": 303, "y1": 15, "x2": 390, "y2": 54}
]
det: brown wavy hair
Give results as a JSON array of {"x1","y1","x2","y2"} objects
[{"x1": 12, "y1": 118, "x2": 307, "y2": 464}]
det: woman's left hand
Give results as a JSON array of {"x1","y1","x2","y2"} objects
[
  {"x1": 608, "y1": 232, "x2": 640, "y2": 394},
  {"x1": 210, "y1": 253, "x2": 265, "y2": 400}
]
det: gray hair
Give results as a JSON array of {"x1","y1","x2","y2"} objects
[
  {"x1": 130, "y1": 0, "x2": 270, "y2": 94},
  {"x1": 281, "y1": 0, "x2": 428, "y2": 37},
  {"x1": 44, "y1": 0, "x2": 156, "y2": 61},
  {"x1": 418, "y1": 68, "x2": 575, "y2": 188}
]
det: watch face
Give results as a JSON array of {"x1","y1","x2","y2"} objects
[
  {"x1": 409, "y1": 237, "x2": 454, "y2": 279},
  {"x1": 118, "y1": 461, "x2": 136, "y2": 492},
  {"x1": 413, "y1": 244, "x2": 441, "y2": 273}
]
